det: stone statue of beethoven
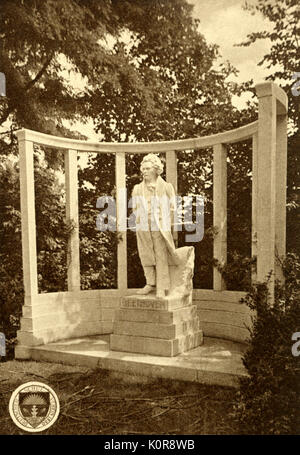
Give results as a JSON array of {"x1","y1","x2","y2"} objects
[{"x1": 132, "y1": 154, "x2": 195, "y2": 301}]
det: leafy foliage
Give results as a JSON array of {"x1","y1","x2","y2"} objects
[
  {"x1": 214, "y1": 253, "x2": 256, "y2": 292},
  {"x1": 235, "y1": 0, "x2": 300, "y2": 257},
  {"x1": 88, "y1": 0, "x2": 252, "y2": 142},
  {"x1": 232, "y1": 253, "x2": 300, "y2": 434},
  {"x1": 0, "y1": 147, "x2": 71, "y2": 359},
  {"x1": 76, "y1": 0, "x2": 255, "y2": 290},
  {"x1": 237, "y1": 0, "x2": 300, "y2": 131},
  {"x1": 0, "y1": 0, "x2": 298, "y2": 371},
  {"x1": 0, "y1": 0, "x2": 142, "y2": 135},
  {"x1": 0, "y1": 155, "x2": 22, "y2": 360}
]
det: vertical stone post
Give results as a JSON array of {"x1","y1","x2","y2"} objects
[
  {"x1": 275, "y1": 112, "x2": 287, "y2": 281},
  {"x1": 213, "y1": 143, "x2": 227, "y2": 291},
  {"x1": 255, "y1": 82, "x2": 288, "y2": 302},
  {"x1": 251, "y1": 132, "x2": 258, "y2": 283},
  {"x1": 116, "y1": 152, "x2": 127, "y2": 291},
  {"x1": 166, "y1": 150, "x2": 178, "y2": 245},
  {"x1": 18, "y1": 135, "x2": 38, "y2": 297},
  {"x1": 15, "y1": 131, "x2": 38, "y2": 357},
  {"x1": 65, "y1": 149, "x2": 80, "y2": 292}
]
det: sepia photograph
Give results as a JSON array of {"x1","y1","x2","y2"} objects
[{"x1": 0, "y1": 0, "x2": 299, "y2": 441}]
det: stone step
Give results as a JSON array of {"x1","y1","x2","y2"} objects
[
  {"x1": 117, "y1": 305, "x2": 197, "y2": 325},
  {"x1": 16, "y1": 335, "x2": 246, "y2": 388},
  {"x1": 110, "y1": 330, "x2": 203, "y2": 357},
  {"x1": 113, "y1": 317, "x2": 200, "y2": 340},
  {"x1": 120, "y1": 294, "x2": 192, "y2": 311}
]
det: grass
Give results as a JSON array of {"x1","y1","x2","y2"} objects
[{"x1": 0, "y1": 360, "x2": 239, "y2": 435}]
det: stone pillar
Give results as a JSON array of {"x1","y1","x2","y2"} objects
[
  {"x1": 116, "y1": 152, "x2": 127, "y2": 290},
  {"x1": 251, "y1": 132, "x2": 258, "y2": 283},
  {"x1": 213, "y1": 143, "x2": 227, "y2": 291},
  {"x1": 275, "y1": 112, "x2": 287, "y2": 281},
  {"x1": 15, "y1": 132, "x2": 38, "y2": 358},
  {"x1": 255, "y1": 82, "x2": 288, "y2": 301},
  {"x1": 166, "y1": 150, "x2": 178, "y2": 245},
  {"x1": 18, "y1": 137, "x2": 38, "y2": 297},
  {"x1": 65, "y1": 149, "x2": 80, "y2": 291}
]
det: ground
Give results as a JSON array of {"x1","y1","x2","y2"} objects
[{"x1": 0, "y1": 360, "x2": 239, "y2": 435}]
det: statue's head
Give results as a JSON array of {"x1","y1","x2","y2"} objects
[{"x1": 140, "y1": 154, "x2": 163, "y2": 180}]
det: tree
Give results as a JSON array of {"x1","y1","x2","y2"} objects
[
  {"x1": 78, "y1": 0, "x2": 255, "y2": 289},
  {"x1": 88, "y1": 0, "x2": 253, "y2": 141},
  {"x1": 237, "y1": 0, "x2": 299, "y2": 131},
  {"x1": 0, "y1": 0, "x2": 146, "y2": 355},
  {"x1": 233, "y1": 254, "x2": 300, "y2": 434},
  {"x1": 0, "y1": 0, "x2": 139, "y2": 136},
  {"x1": 0, "y1": 150, "x2": 70, "y2": 359},
  {"x1": 235, "y1": 0, "x2": 300, "y2": 255},
  {"x1": 0, "y1": 0, "x2": 264, "y2": 359},
  {"x1": 0, "y1": 0, "x2": 249, "y2": 140}
]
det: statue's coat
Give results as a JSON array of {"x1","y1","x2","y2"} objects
[{"x1": 132, "y1": 176, "x2": 180, "y2": 266}]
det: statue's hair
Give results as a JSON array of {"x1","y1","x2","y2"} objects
[{"x1": 140, "y1": 154, "x2": 163, "y2": 176}]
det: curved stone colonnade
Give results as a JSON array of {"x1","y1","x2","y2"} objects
[{"x1": 14, "y1": 82, "x2": 288, "y2": 359}]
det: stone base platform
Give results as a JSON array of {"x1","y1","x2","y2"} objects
[
  {"x1": 15, "y1": 335, "x2": 247, "y2": 388},
  {"x1": 110, "y1": 294, "x2": 203, "y2": 356}
]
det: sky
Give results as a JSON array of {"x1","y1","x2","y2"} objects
[
  {"x1": 187, "y1": 0, "x2": 278, "y2": 111},
  {"x1": 188, "y1": 0, "x2": 275, "y2": 85}
]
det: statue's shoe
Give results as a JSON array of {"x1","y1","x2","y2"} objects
[{"x1": 136, "y1": 285, "x2": 155, "y2": 295}]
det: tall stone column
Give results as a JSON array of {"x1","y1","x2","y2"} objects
[
  {"x1": 15, "y1": 131, "x2": 38, "y2": 358},
  {"x1": 255, "y1": 82, "x2": 288, "y2": 302}
]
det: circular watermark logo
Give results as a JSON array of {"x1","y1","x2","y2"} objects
[{"x1": 9, "y1": 381, "x2": 60, "y2": 433}]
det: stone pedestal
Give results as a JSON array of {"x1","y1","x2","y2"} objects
[{"x1": 110, "y1": 293, "x2": 203, "y2": 357}]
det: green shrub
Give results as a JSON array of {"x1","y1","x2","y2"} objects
[{"x1": 232, "y1": 253, "x2": 300, "y2": 434}]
